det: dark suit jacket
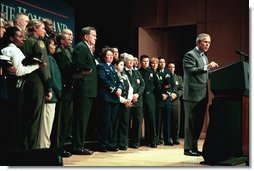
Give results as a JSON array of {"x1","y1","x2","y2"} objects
[
  {"x1": 72, "y1": 41, "x2": 97, "y2": 98},
  {"x1": 183, "y1": 48, "x2": 209, "y2": 102},
  {"x1": 123, "y1": 68, "x2": 145, "y2": 107},
  {"x1": 97, "y1": 62, "x2": 123, "y2": 103}
]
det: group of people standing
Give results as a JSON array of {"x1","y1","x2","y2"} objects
[{"x1": 0, "y1": 11, "x2": 219, "y2": 160}]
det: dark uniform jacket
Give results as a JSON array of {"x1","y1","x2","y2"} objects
[
  {"x1": 97, "y1": 62, "x2": 123, "y2": 103},
  {"x1": 118, "y1": 73, "x2": 129, "y2": 100},
  {"x1": 156, "y1": 69, "x2": 175, "y2": 106},
  {"x1": 54, "y1": 45, "x2": 73, "y2": 100},
  {"x1": 139, "y1": 67, "x2": 159, "y2": 96},
  {"x1": 123, "y1": 68, "x2": 145, "y2": 107},
  {"x1": 22, "y1": 35, "x2": 51, "y2": 92},
  {"x1": 172, "y1": 74, "x2": 183, "y2": 101}
]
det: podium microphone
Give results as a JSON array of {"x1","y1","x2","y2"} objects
[
  {"x1": 235, "y1": 50, "x2": 249, "y2": 61},
  {"x1": 235, "y1": 50, "x2": 248, "y2": 57}
]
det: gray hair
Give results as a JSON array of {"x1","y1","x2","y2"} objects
[
  {"x1": 122, "y1": 53, "x2": 134, "y2": 62},
  {"x1": 196, "y1": 33, "x2": 211, "y2": 45}
]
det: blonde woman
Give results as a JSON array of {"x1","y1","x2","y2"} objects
[{"x1": 21, "y1": 19, "x2": 52, "y2": 149}]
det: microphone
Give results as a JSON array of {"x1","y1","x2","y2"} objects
[{"x1": 235, "y1": 50, "x2": 248, "y2": 58}]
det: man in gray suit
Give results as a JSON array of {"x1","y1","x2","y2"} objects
[{"x1": 183, "y1": 33, "x2": 219, "y2": 156}]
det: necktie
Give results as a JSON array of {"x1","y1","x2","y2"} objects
[
  {"x1": 201, "y1": 53, "x2": 207, "y2": 65},
  {"x1": 108, "y1": 64, "x2": 114, "y2": 72},
  {"x1": 129, "y1": 69, "x2": 132, "y2": 76}
]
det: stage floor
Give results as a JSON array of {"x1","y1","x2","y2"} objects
[{"x1": 63, "y1": 138, "x2": 207, "y2": 166}]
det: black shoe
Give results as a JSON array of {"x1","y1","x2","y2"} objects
[
  {"x1": 61, "y1": 150, "x2": 72, "y2": 158},
  {"x1": 129, "y1": 144, "x2": 139, "y2": 149},
  {"x1": 96, "y1": 146, "x2": 108, "y2": 152},
  {"x1": 164, "y1": 139, "x2": 174, "y2": 146},
  {"x1": 118, "y1": 146, "x2": 128, "y2": 151},
  {"x1": 184, "y1": 149, "x2": 201, "y2": 156},
  {"x1": 72, "y1": 149, "x2": 94, "y2": 155},
  {"x1": 149, "y1": 143, "x2": 157, "y2": 148},
  {"x1": 173, "y1": 140, "x2": 180, "y2": 145},
  {"x1": 164, "y1": 142, "x2": 174, "y2": 146},
  {"x1": 157, "y1": 140, "x2": 164, "y2": 145},
  {"x1": 107, "y1": 147, "x2": 119, "y2": 152}
]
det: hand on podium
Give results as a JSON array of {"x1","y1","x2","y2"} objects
[{"x1": 208, "y1": 61, "x2": 219, "y2": 70}]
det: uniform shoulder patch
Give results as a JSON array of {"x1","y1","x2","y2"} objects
[{"x1": 38, "y1": 40, "x2": 45, "y2": 49}]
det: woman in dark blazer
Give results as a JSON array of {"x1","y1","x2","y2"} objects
[{"x1": 96, "y1": 47, "x2": 123, "y2": 152}]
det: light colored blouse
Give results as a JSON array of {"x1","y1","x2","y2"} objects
[{"x1": 1, "y1": 43, "x2": 39, "y2": 76}]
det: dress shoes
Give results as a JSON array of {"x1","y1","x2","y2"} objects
[
  {"x1": 118, "y1": 146, "x2": 128, "y2": 151},
  {"x1": 129, "y1": 144, "x2": 139, "y2": 149},
  {"x1": 149, "y1": 143, "x2": 157, "y2": 148},
  {"x1": 61, "y1": 150, "x2": 72, "y2": 158},
  {"x1": 95, "y1": 145, "x2": 108, "y2": 153},
  {"x1": 184, "y1": 149, "x2": 201, "y2": 156},
  {"x1": 107, "y1": 147, "x2": 119, "y2": 152},
  {"x1": 157, "y1": 139, "x2": 164, "y2": 145},
  {"x1": 164, "y1": 139, "x2": 174, "y2": 146},
  {"x1": 173, "y1": 140, "x2": 180, "y2": 145},
  {"x1": 164, "y1": 142, "x2": 174, "y2": 146},
  {"x1": 72, "y1": 149, "x2": 94, "y2": 155}
]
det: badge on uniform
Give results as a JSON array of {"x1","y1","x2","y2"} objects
[
  {"x1": 160, "y1": 76, "x2": 162, "y2": 80},
  {"x1": 150, "y1": 73, "x2": 153, "y2": 77},
  {"x1": 137, "y1": 79, "x2": 140, "y2": 84},
  {"x1": 165, "y1": 74, "x2": 170, "y2": 78},
  {"x1": 38, "y1": 40, "x2": 45, "y2": 49},
  {"x1": 122, "y1": 75, "x2": 127, "y2": 80},
  {"x1": 175, "y1": 81, "x2": 179, "y2": 85}
]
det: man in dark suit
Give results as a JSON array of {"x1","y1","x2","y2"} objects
[
  {"x1": 182, "y1": 33, "x2": 219, "y2": 156},
  {"x1": 71, "y1": 27, "x2": 98, "y2": 155},
  {"x1": 168, "y1": 62, "x2": 183, "y2": 145}
]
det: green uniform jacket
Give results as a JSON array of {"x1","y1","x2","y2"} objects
[{"x1": 22, "y1": 35, "x2": 51, "y2": 92}]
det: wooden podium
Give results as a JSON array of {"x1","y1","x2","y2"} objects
[{"x1": 202, "y1": 61, "x2": 249, "y2": 165}]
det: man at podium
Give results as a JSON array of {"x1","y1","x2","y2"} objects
[{"x1": 182, "y1": 33, "x2": 219, "y2": 156}]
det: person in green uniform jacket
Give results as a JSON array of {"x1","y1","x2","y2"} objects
[
  {"x1": 168, "y1": 62, "x2": 183, "y2": 145},
  {"x1": 21, "y1": 19, "x2": 52, "y2": 150}
]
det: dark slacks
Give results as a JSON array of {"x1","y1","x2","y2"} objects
[
  {"x1": 183, "y1": 98, "x2": 207, "y2": 150},
  {"x1": 72, "y1": 97, "x2": 93, "y2": 151}
]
